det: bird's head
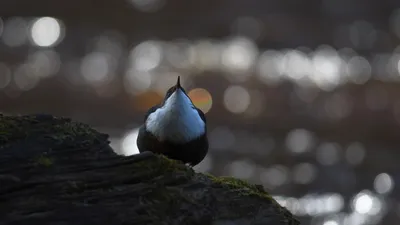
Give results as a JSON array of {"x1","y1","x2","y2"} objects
[{"x1": 145, "y1": 76, "x2": 206, "y2": 143}]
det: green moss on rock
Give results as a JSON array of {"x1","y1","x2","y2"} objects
[
  {"x1": 148, "y1": 154, "x2": 192, "y2": 173},
  {"x1": 34, "y1": 154, "x2": 54, "y2": 167},
  {"x1": 204, "y1": 173, "x2": 298, "y2": 224},
  {"x1": 206, "y1": 174, "x2": 272, "y2": 199},
  {"x1": 0, "y1": 113, "x2": 101, "y2": 146}
]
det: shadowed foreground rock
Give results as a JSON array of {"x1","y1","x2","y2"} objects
[{"x1": 0, "y1": 114, "x2": 299, "y2": 225}]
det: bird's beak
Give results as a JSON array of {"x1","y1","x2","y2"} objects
[{"x1": 176, "y1": 76, "x2": 181, "y2": 89}]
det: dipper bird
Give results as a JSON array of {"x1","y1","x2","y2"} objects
[{"x1": 136, "y1": 76, "x2": 208, "y2": 166}]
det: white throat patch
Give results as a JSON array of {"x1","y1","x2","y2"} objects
[{"x1": 145, "y1": 89, "x2": 205, "y2": 143}]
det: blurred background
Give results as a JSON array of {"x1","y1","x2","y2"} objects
[{"x1": 1, "y1": 0, "x2": 400, "y2": 224}]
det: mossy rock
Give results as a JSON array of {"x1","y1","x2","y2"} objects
[{"x1": 0, "y1": 113, "x2": 299, "y2": 225}]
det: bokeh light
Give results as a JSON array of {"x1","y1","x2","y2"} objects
[
  {"x1": 346, "y1": 56, "x2": 371, "y2": 84},
  {"x1": 188, "y1": 88, "x2": 213, "y2": 114},
  {"x1": 354, "y1": 193, "x2": 374, "y2": 214},
  {"x1": 221, "y1": 37, "x2": 258, "y2": 79},
  {"x1": 374, "y1": 173, "x2": 394, "y2": 195},
  {"x1": 30, "y1": 17, "x2": 64, "y2": 47},
  {"x1": 285, "y1": 129, "x2": 315, "y2": 154},
  {"x1": 223, "y1": 85, "x2": 251, "y2": 114},
  {"x1": 13, "y1": 64, "x2": 40, "y2": 91},
  {"x1": 256, "y1": 50, "x2": 284, "y2": 85},
  {"x1": 311, "y1": 46, "x2": 345, "y2": 91},
  {"x1": 27, "y1": 50, "x2": 61, "y2": 78},
  {"x1": 351, "y1": 191, "x2": 382, "y2": 216},
  {"x1": 130, "y1": 40, "x2": 163, "y2": 72},
  {"x1": 120, "y1": 128, "x2": 140, "y2": 156},
  {"x1": 81, "y1": 52, "x2": 116, "y2": 85}
]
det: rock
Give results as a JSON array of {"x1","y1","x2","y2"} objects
[{"x1": 0, "y1": 114, "x2": 299, "y2": 225}]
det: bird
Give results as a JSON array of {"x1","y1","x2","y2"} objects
[{"x1": 136, "y1": 76, "x2": 208, "y2": 166}]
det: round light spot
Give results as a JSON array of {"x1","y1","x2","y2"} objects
[
  {"x1": 352, "y1": 192, "x2": 374, "y2": 214},
  {"x1": 121, "y1": 128, "x2": 140, "y2": 156},
  {"x1": 223, "y1": 85, "x2": 251, "y2": 114},
  {"x1": 221, "y1": 37, "x2": 257, "y2": 72},
  {"x1": 130, "y1": 40, "x2": 162, "y2": 72},
  {"x1": 285, "y1": 129, "x2": 315, "y2": 153},
  {"x1": 188, "y1": 88, "x2": 213, "y2": 114},
  {"x1": 282, "y1": 50, "x2": 311, "y2": 80},
  {"x1": 31, "y1": 17, "x2": 63, "y2": 47},
  {"x1": 346, "y1": 56, "x2": 371, "y2": 84},
  {"x1": 374, "y1": 173, "x2": 394, "y2": 194},
  {"x1": 13, "y1": 64, "x2": 40, "y2": 91},
  {"x1": 326, "y1": 193, "x2": 345, "y2": 213},
  {"x1": 81, "y1": 52, "x2": 115, "y2": 85},
  {"x1": 310, "y1": 47, "x2": 345, "y2": 91},
  {"x1": 221, "y1": 37, "x2": 258, "y2": 82},
  {"x1": 27, "y1": 50, "x2": 61, "y2": 78},
  {"x1": 256, "y1": 50, "x2": 285, "y2": 85}
]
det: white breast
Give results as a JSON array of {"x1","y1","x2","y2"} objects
[{"x1": 145, "y1": 90, "x2": 205, "y2": 143}]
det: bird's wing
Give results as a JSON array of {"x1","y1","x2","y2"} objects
[
  {"x1": 195, "y1": 108, "x2": 206, "y2": 124},
  {"x1": 137, "y1": 124, "x2": 169, "y2": 154}
]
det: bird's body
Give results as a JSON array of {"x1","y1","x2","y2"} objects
[{"x1": 136, "y1": 77, "x2": 208, "y2": 166}]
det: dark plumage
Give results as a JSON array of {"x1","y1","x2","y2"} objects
[{"x1": 136, "y1": 77, "x2": 208, "y2": 166}]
